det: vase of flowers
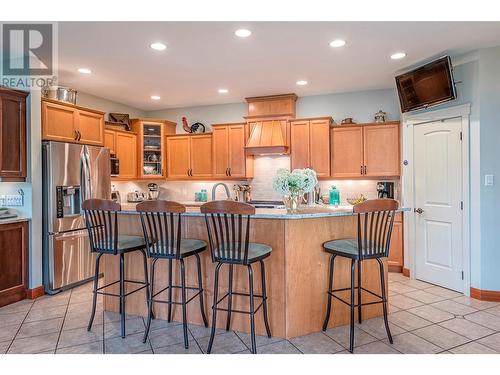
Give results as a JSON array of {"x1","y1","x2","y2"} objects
[{"x1": 272, "y1": 168, "x2": 318, "y2": 213}]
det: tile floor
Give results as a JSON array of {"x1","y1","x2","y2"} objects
[{"x1": 1, "y1": 272, "x2": 500, "y2": 354}]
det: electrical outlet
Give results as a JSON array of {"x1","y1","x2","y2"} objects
[
  {"x1": 4, "y1": 194, "x2": 24, "y2": 206},
  {"x1": 485, "y1": 174, "x2": 494, "y2": 186}
]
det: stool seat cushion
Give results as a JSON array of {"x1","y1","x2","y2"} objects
[
  {"x1": 149, "y1": 239, "x2": 207, "y2": 258},
  {"x1": 117, "y1": 235, "x2": 147, "y2": 252},
  {"x1": 323, "y1": 239, "x2": 360, "y2": 258},
  {"x1": 215, "y1": 242, "x2": 272, "y2": 263}
]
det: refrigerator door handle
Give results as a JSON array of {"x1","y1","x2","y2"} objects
[{"x1": 85, "y1": 147, "x2": 93, "y2": 198}]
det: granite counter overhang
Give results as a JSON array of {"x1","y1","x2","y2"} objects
[{"x1": 119, "y1": 202, "x2": 411, "y2": 220}]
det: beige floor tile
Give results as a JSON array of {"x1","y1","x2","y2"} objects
[
  {"x1": 407, "y1": 305, "x2": 455, "y2": 323},
  {"x1": 105, "y1": 331, "x2": 152, "y2": 354},
  {"x1": 452, "y1": 296, "x2": 499, "y2": 311},
  {"x1": 289, "y1": 332, "x2": 344, "y2": 354},
  {"x1": 388, "y1": 304, "x2": 400, "y2": 313},
  {"x1": 431, "y1": 300, "x2": 478, "y2": 316},
  {"x1": 477, "y1": 332, "x2": 500, "y2": 352},
  {"x1": 154, "y1": 342, "x2": 202, "y2": 354},
  {"x1": 324, "y1": 324, "x2": 377, "y2": 349},
  {"x1": 413, "y1": 325, "x2": 470, "y2": 350},
  {"x1": 389, "y1": 311, "x2": 433, "y2": 331},
  {"x1": 388, "y1": 273, "x2": 409, "y2": 282},
  {"x1": 104, "y1": 316, "x2": 145, "y2": 339},
  {"x1": 56, "y1": 341, "x2": 104, "y2": 354},
  {"x1": 356, "y1": 316, "x2": 405, "y2": 340},
  {"x1": 33, "y1": 292, "x2": 71, "y2": 308},
  {"x1": 404, "y1": 290, "x2": 447, "y2": 304},
  {"x1": 449, "y1": 341, "x2": 498, "y2": 354},
  {"x1": 58, "y1": 325, "x2": 104, "y2": 349},
  {"x1": 0, "y1": 340, "x2": 10, "y2": 354},
  {"x1": 17, "y1": 317, "x2": 63, "y2": 339},
  {"x1": 355, "y1": 340, "x2": 401, "y2": 354},
  {"x1": 389, "y1": 294, "x2": 424, "y2": 310},
  {"x1": 439, "y1": 318, "x2": 495, "y2": 340},
  {"x1": 484, "y1": 304, "x2": 500, "y2": 317},
  {"x1": 147, "y1": 325, "x2": 189, "y2": 349},
  {"x1": 196, "y1": 332, "x2": 247, "y2": 354},
  {"x1": 425, "y1": 286, "x2": 463, "y2": 299},
  {"x1": 398, "y1": 279, "x2": 434, "y2": 290},
  {"x1": 7, "y1": 332, "x2": 59, "y2": 354},
  {"x1": 389, "y1": 282, "x2": 418, "y2": 294},
  {"x1": 464, "y1": 311, "x2": 500, "y2": 331},
  {"x1": 63, "y1": 310, "x2": 103, "y2": 331},
  {"x1": 257, "y1": 340, "x2": 301, "y2": 354},
  {"x1": 0, "y1": 311, "x2": 28, "y2": 328},
  {"x1": 383, "y1": 332, "x2": 441, "y2": 354},
  {"x1": 0, "y1": 300, "x2": 33, "y2": 316},
  {"x1": 235, "y1": 331, "x2": 283, "y2": 348},
  {"x1": 24, "y1": 304, "x2": 67, "y2": 323},
  {"x1": 0, "y1": 323, "x2": 20, "y2": 342}
]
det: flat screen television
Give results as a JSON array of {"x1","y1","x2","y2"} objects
[{"x1": 395, "y1": 56, "x2": 456, "y2": 113}]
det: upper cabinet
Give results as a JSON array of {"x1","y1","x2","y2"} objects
[
  {"x1": 41, "y1": 98, "x2": 105, "y2": 146},
  {"x1": 166, "y1": 134, "x2": 213, "y2": 179},
  {"x1": 0, "y1": 87, "x2": 28, "y2": 181},
  {"x1": 290, "y1": 117, "x2": 333, "y2": 177},
  {"x1": 331, "y1": 122, "x2": 400, "y2": 178},
  {"x1": 212, "y1": 122, "x2": 253, "y2": 178},
  {"x1": 104, "y1": 128, "x2": 137, "y2": 180},
  {"x1": 131, "y1": 118, "x2": 176, "y2": 179}
]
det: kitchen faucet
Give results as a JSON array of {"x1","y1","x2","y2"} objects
[{"x1": 211, "y1": 182, "x2": 231, "y2": 201}]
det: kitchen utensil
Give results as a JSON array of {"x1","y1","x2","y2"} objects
[
  {"x1": 233, "y1": 184, "x2": 252, "y2": 202},
  {"x1": 42, "y1": 86, "x2": 78, "y2": 104}
]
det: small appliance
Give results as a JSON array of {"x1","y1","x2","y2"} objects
[
  {"x1": 127, "y1": 191, "x2": 146, "y2": 202},
  {"x1": 111, "y1": 185, "x2": 121, "y2": 203},
  {"x1": 233, "y1": 184, "x2": 252, "y2": 203},
  {"x1": 376, "y1": 182, "x2": 394, "y2": 199},
  {"x1": 147, "y1": 183, "x2": 159, "y2": 200}
]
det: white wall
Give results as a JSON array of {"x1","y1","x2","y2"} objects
[{"x1": 77, "y1": 92, "x2": 147, "y2": 119}]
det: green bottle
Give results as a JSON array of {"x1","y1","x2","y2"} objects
[{"x1": 329, "y1": 186, "x2": 340, "y2": 206}]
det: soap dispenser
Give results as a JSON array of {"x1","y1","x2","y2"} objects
[{"x1": 329, "y1": 185, "x2": 340, "y2": 207}]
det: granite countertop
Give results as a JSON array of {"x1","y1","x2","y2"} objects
[{"x1": 119, "y1": 202, "x2": 410, "y2": 220}]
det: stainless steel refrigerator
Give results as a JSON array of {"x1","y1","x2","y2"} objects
[{"x1": 42, "y1": 141, "x2": 111, "y2": 294}]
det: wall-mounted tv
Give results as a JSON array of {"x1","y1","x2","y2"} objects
[{"x1": 395, "y1": 56, "x2": 457, "y2": 113}]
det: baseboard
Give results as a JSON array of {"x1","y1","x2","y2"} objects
[
  {"x1": 470, "y1": 287, "x2": 500, "y2": 302},
  {"x1": 26, "y1": 286, "x2": 45, "y2": 299},
  {"x1": 402, "y1": 267, "x2": 410, "y2": 277},
  {"x1": 388, "y1": 265, "x2": 403, "y2": 273}
]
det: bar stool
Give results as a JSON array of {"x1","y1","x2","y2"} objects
[
  {"x1": 200, "y1": 200, "x2": 272, "y2": 354},
  {"x1": 82, "y1": 199, "x2": 150, "y2": 338},
  {"x1": 322, "y1": 199, "x2": 398, "y2": 353},
  {"x1": 136, "y1": 200, "x2": 208, "y2": 349}
]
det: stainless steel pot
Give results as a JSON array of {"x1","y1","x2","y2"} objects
[{"x1": 42, "y1": 86, "x2": 78, "y2": 105}]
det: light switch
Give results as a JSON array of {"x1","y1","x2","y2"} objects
[{"x1": 485, "y1": 174, "x2": 494, "y2": 186}]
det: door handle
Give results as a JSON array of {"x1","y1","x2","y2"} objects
[
  {"x1": 77, "y1": 130, "x2": 82, "y2": 141},
  {"x1": 225, "y1": 168, "x2": 229, "y2": 176},
  {"x1": 74, "y1": 130, "x2": 79, "y2": 141},
  {"x1": 414, "y1": 208, "x2": 424, "y2": 214},
  {"x1": 363, "y1": 165, "x2": 367, "y2": 175},
  {"x1": 228, "y1": 167, "x2": 231, "y2": 176},
  {"x1": 360, "y1": 165, "x2": 363, "y2": 175}
]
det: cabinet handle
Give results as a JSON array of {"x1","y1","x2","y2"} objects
[
  {"x1": 228, "y1": 167, "x2": 231, "y2": 176},
  {"x1": 364, "y1": 165, "x2": 367, "y2": 175},
  {"x1": 225, "y1": 168, "x2": 229, "y2": 176},
  {"x1": 189, "y1": 168, "x2": 193, "y2": 177},
  {"x1": 74, "y1": 130, "x2": 79, "y2": 141},
  {"x1": 360, "y1": 165, "x2": 363, "y2": 175}
]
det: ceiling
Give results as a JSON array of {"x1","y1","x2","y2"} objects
[{"x1": 57, "y1": 22, "x2": 500, "y2": 110}]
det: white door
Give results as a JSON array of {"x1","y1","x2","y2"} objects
[{"x1": 414, "y1": 118, "x2": 463, "y2": 292}]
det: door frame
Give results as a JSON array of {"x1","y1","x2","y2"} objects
[{"x1": 402, "y1": 103, "x2": 471, "y2": 295}]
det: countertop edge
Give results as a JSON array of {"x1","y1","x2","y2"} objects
[{"x1": 0, "y1": 216, "x2": 31, "y2": 225}]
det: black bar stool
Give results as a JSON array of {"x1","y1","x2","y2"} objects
[
  {"x1": 136, "y1": 200, "x2": 208, "y2": 349},
  {"x1": 322, "y1": 198, "x2": 398, "y2": 353},
  {"x1": 82, "y1": 199, "x2": 150, "y2": 338},
  {"x1": 200, "y1": 200, "x2": 272, "y2": 354}
]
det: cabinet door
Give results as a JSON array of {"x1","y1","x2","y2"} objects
[
  {"x1": 388, "y1": 221, "x2": 403, "y2": 270},
  {"x1": 309, "y1": 119, "x2": 331, "y2": 177},
  {"x1": 330, "y1": 126, "x2": 364, "y2": 178},
  {"x1": 0, "y1": 222, "x2": 28, "y2": 307},
  {"x1": 42, "y1": 100, "x2": 78, "y2": 142},
  {"x1": 363, "y1": 124, "x2": 400, "y2": 177},
  {"x1": 166, "y1": 136, "x2": 190, "y2": 178},
  {"x1": 115, "y1": 132, "x2": 137, "y2": 179},
  {"x1": 227, "y1": 124, "x2": 247, "y2": 177},
  {"x1": 77, "y1": 110, "x2": 104, "y2": 146},
  {"x1": 290, "y1": 120, "x2": 310, "y2": 170},
  {"x1": 190, "y1": 135, "x2": 213, "y2": 177},
  {"x1": 104, "y1": 130, "x2": 115, "y2": 153},
  {"x1": 0, "y1": 93, "x2": 26, "y2": 180},
  {"x1": 212, "y1": 126, "x2": 229, "y2": 177}
]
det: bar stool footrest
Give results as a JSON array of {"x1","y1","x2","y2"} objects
[
  {"x1": 327, "y1": 286, "x2": 386, "y2": 308},
  {"x1": 95, "y1": 279, "x2": 149, "y2": 298}
]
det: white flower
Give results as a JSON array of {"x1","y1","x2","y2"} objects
[{"x1": 272, "y1": 168, "x2": 318, "y2": 195}]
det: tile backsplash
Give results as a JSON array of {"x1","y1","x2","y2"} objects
[{"x1": 113, "y1": 155, "x2": 399, "y2": 204}]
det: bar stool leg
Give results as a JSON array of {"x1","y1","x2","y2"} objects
[
  {"x1": 167, "y1": 259, "x2": 173, "y2": 322},
  {"x1": 377, "y1": 258, "x2": 393, "y2": 343},
  {"x1": 207, "y1": 262, "x2": 222, "y2": 354},
  {"x1": 88, "y1": 253, "x2": 102, "y2": 331},
  {"x1": 180, "y1": 258, "x2": 189, "y2": 349},
  {"x1": 141, "y1": 249, "x2": 152, "y2": 318},
  {"x1": 349, "y1": 258, "x2": 355, "y2": 353},
  {"x1": 120, "y1": 253, "x2": 126, "y2": 338},
  {"x1": 195, "y1": 253, "x2": 208, "y2": 327},
  {"x1": 226, "y1": 264, "x2": 233, "y2": 331},
  {"x1": 247, "y1": 264, "x2": 257, "y2": 354},
  {"x1": 358, "y1": 261, "x2": 362, "y2": 324},
  {"x1": 322, "y1": 254, "x2": 336, "y2": 331},
  {"x1": 259, "y1": 260, "x2": 272, "y2": 338},
  {"x1": 143, "y1": 258, "x2": 157, "y2": 343}
]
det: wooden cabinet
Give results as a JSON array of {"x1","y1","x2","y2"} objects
[
  {"x1": 166, "y1": 134, "x2": 213, "y2": 179},
  {"x1": 131, "y1": 118, "x2": 176, "y2": 179},
  {"x1": 290, "y1": 117, "x2": 332, "y2": 177},
  {"x1": 104, "y1": 128, "x2": 137, "y2": 180},
  {"x1": 41, "y1": 98, "x2": 105, "y2": 146},
  {"x1": 0, "y1": 221, "x2": 29, "y2": 308},
  {"x1": 212, "y1": 123, "x2": 251, "y2": 178},
  {"x1": 0, "y1": 87, "x2": 28, "y2": 181},
  {"x1": 388, "y1": 213, "x2": 404, "y2": 273},
  {"x1": 330, "y1": 122, "x2": 400, "y2": 178}
]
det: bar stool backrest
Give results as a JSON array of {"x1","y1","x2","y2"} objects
[
  {"x1": 200, "y1": 200, "x2": 255, "y2": 264},
  {"x1": 82, "y1": 199, "x2": 121, "y2": 255},
  {"x1": 136, "y1": 200, "x2": 185, "y2": 259},
  {"x1": 353, "y1": 199, "x2": 399, "y2": 260}
]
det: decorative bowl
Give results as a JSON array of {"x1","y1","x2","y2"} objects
[{"x1": 346, "y1": 194, "x2": 367, "y2": 205}]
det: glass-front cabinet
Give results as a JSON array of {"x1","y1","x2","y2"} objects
[{"x1": 131, "y1": 118, "x2": 176, "y2": 179}]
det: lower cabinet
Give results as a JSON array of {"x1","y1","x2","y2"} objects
[
  {"x1": 0, "y1": 221, "x2": 29, "y2": 307},
  {"x1": 388, "y1": 213, "x2": 404, "y2": 272}
]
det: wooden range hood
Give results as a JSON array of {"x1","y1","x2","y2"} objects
[{"x1": 244, "y1": 93, "x2": 297, "y2": 155}]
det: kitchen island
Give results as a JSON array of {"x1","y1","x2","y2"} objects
[{"x1": 103, "y1": 204, "x2": 409, "y2": 339}]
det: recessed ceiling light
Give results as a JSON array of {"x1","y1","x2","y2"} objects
[
  {"x1": 150, "y1": 95, "x2": 161, "y2": 100},
  {"x1": 234, "y1": 29, "x2": 252, "y2": 38},
  {"x1": 218, "y1": 88, "x2": 229, "y2": 94},
  {"x1": 391, "y1": 52, "x2": 407, "y2": 60},
  {"x1": 77, "y1": 68, "x2": 92, "y2": 74},
  {"x1": 150, "y1": 42, "x2": 167, "y2": 51},
  {"x1": 329, "y1": 39, "x2": 346, "y2": 48},
  {"x1": 296, "y1": 80, "x2": 308, "y2": 86}
]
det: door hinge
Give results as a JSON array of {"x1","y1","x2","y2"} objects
[
  {"x1": 460, "y1": 131, "x2": 463, "y2": 141},
  {"x1": 461, "y1": 271, "x2": 464, "y2": 280},
  {"x1": 460, "y1": 201, "x2": 463, "y2": 210}
]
